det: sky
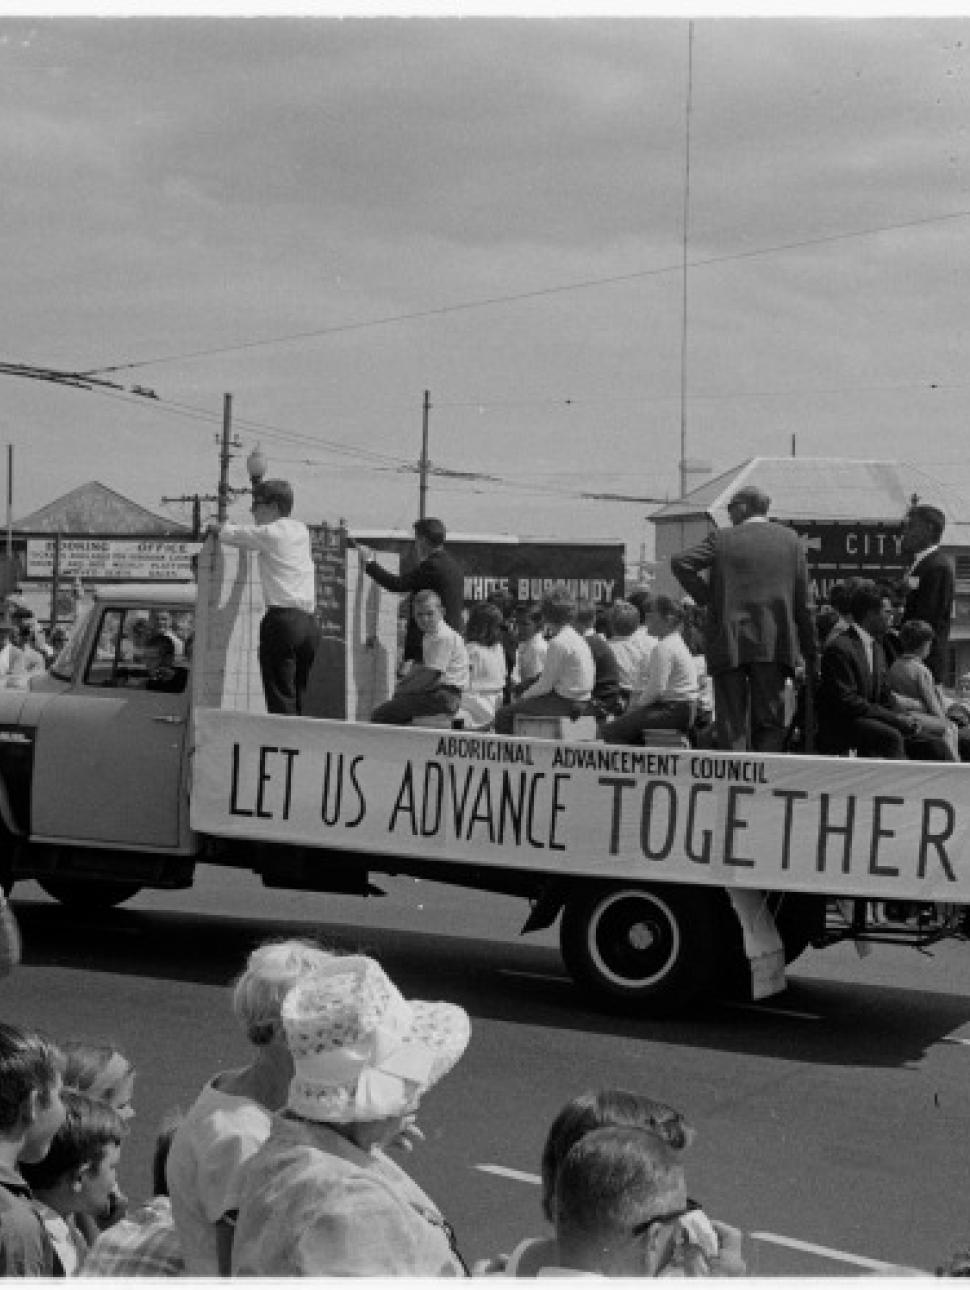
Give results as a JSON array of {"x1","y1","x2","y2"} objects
[{"x1": 3, "y1": 12, "x2": 970, "y2": 562}]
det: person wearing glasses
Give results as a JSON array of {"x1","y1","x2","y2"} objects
[
  {"x1": 550, "y1": 1126, "x2": 745, "y2": 1278},
  {"x1": 209, "y1": 479, "x2": 320, "y2": 716}
]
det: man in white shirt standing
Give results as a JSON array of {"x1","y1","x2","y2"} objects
[
  {"x1": 494, "y1": 584, "x2": 594, "y2": 734},
  {"x1": 209, "y1": 479, "x2": 320, "y2": 716},
  {"x1": 371, "y1": 589, "x2": 469, "y2": 725}
]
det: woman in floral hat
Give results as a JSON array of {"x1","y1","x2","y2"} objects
[{"x1": 231, "y1": 954, "x2": 471, "y2": 1277}]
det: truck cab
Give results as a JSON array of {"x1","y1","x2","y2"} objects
[{"x1": 0, "y1": 585, "x2": 198, "y2": 904}]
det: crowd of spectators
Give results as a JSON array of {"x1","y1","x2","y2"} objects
[{"x1": 0, "y1": 937, "x2": 757, "y2": 1277}]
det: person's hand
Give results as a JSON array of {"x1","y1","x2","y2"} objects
[
  {"x1": 355, "y1": 544, "x2": 375, "y2": 565},
  {"x1": 683, "y1": 1220, "x2": 746, "y2": 1277},
  {"x1": 388, "y1": 1114, "x2": 425, "y2": 1153},
  {"x1": 471, "y1": 1254, "x2": 509, "y2": 1276}
]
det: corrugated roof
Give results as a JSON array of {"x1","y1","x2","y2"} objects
[
  {"x1": 650, "y1": 457, "x2": 970, "y2": 534},
  {"x1": 15, "y1": 481, "x2": 191, "y2": 536}
]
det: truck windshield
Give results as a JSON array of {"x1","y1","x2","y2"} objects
[{"x1": 49, "y1": 605, "x2": 94, "y2": 681}]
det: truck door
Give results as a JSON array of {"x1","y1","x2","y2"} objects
[{"x1": 31, "y1": 607, "x2": 191, "y2": 849}]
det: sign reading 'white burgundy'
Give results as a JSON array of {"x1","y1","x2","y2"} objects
[{"x1": 191, "y1": 711, "x2": 970, "y2": 902}]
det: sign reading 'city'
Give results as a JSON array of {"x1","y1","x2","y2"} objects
[{"x1": 26, "y1": 538, "x2": 199, "y2": 581}]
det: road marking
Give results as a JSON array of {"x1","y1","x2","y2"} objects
[
  {"x1": 475, "y1": 1164, "x2": 541, "y2": 1185},
  {"x1": 750, "y1": 1231, "x2": 917, "y2": 1272},
  {"x1": 722, "y1": 1001, "x2": 821, "y2": 1021},
  {"x1": 497, "y1": 969, "x2": 570, "y2": 984}
]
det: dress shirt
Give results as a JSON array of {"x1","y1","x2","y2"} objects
[
  {"x1": 421, "y1": 620, "x2": 470, "y2": 689},
  {"x1": 219, "y1": 518, "x2": 316, "y2": 611},
  {"x1": 528, "y1": 625, "x2": 594, "y2": 702}
]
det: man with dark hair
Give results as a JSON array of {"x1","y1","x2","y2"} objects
[
  {"x1": 0, "y1": 1022, "x2": 66, "y2": 1276},
  {"x1": 900, "y1": 502, "x2": 954, "y2": 684},
  {"x1": 209, "y1": 478, "x2": 321, "y2": 716},
  {"x1": 493, "y1": 584, "x2": 594, "y2": 734},
  {"x1": 817, "y1": 580, "x2": 943, "y2": 759},
  {"x1": 575, "y1": 599, "x2": 622, "y2": 715},
  {"x1": 671, "y1": 483, "x2": 816, "y2": 753},
  {"x1": 551, "y1": 1127, "x2": 744, "y2": 1278},
  {"x1": 352, "y1": 517, "x2": 464, "y2": 663}
]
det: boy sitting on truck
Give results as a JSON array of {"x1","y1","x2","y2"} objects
[
  {"x1": 370, "y1": 589, "x2": 470, "y2": 726},
  {"x1": 494, "y1": 584, "x2": 594, "y2": 735}
]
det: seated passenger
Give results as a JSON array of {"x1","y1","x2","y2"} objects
[
  {"x1": 370, "y1": 589, "x2": 469, "y2": 726},
  {"x1": 457, "y1": 602, "x2": 513, "y2": 730},
  {"x1": 513, "y1": 604, "x2": 547, "y2": 694},
  {"x1": 816, "y1": 580, "x2": 947, "y2": 760},
  {"x1": 602, "y1": 596, "x2": 698, "y2": 745},
  {"x1": 576, "y1": 599, "x2": 623, "y2": 717},
  {"x1": 493, "y1": 585, "x2": 594, "y2": 735},
  {"x1": 143, "y1": 635, "x2": 187, "y2": 694},
  {"x1": 887, "y1": 619, "x2": 958, "y2": 760},
  {"x1": 606, "y1": 600, "x2": 653, "y2": 707}
]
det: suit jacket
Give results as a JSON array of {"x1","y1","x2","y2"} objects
[
  {"x1": 816, "y1": 627, "x2": 902, "y2": 747},
  {"x1": 584, "y1": 630, "x2": 622, "y2": 712},
  {"x1": 671, "y1": 520, "x2": 815, "y2": 675},
  {"x1": 902, "y1": 547, "x2": 954, "y2": 683},
  {"x1": 365, "y1": 546, "x2": 465, "y2": 662}
]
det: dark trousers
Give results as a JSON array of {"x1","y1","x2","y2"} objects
[
  {"x1": 371, "y1": 687, "x2": 460, "y2": 726},
  {"x1": 259, "y1": 607, "x2": 321, "y2": 716},
  {"x1": 819, "y1": 719, "x2": 951, "y2": 761},
  {"x1": 602, "y1": 699, "x2": 694, "y2": 746},
  {"x1": 714, "y1": 663, "x2": 788, "y2": 752}
]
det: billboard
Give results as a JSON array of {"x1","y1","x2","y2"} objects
[{"x1": 26, "y1": 538, "x2": 199, "y2": 581}]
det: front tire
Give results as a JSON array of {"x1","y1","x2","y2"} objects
[
  {"x1": 559, "y1": 882, "x2": 720, "y2": 1014},
  {"x1": 37, "y1": 878, "x2": 142, "y2": 910}
]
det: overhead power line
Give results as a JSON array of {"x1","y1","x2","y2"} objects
[{"x1": 79, "y1": 206, "x2": 970, "y2": 376}]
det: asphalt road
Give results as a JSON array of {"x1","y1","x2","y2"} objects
[{"x1": 4, "y1": 868, "x2": 970, "y2": 1277}]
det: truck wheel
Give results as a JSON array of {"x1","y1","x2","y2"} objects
[
  {"x1": 37, "y1": 879, "x2": 142, "y2": 910},
  {"x1": 559, "y1": 883, "x2": 718, "y2": 1014},
  {"x1": 767, "y1": 892, "x2": 826, "y2": 964}
]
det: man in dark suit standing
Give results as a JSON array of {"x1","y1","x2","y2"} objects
[
  {"x1": 353, "y1": 517, "x2": 464, "y2": 663},
  {"x1": 899, "y1": 503, "x2": 953, "y2": 685},
  {"x1": 671, "y1": 484, "x2": 815, "y2": 752},
  {"x1": 816, "y1": 580, "x2": 935, "y2": 758}
]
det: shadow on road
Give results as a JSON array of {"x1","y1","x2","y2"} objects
[{"x1": 12, "y1": 895, "x2": 969, "y2": 1070}]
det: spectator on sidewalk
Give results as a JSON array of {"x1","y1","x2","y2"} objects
[
  {"x1": 232, "y1": 954, "x2": 471, "y2": 1276},
  {"x1": 20, "y1": 1092, "x2": 127, "y2": 1276},
  {"x1": 166, "y1": 938, "x2": 333, "y2": 1276},
  {"x1": 83, "y1": 1116, "x2": 184, "y2": 1277},
  {"x1": 0, "y1": 1023, "x2": 66, "y2": 1276}
]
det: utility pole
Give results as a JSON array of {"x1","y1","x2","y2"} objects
[
  {"x1": 679, "y1": 20, "x2": 694, "y2": 499},
  {"x1": 419, "y1": 389, "x2": 430, "y2": 521},
  {"x1": 217, "y1": 393, "x2": 234, "y2": 523},
  {"x1": 5, "y1": 444, "x2": 12, "y2": 563}
]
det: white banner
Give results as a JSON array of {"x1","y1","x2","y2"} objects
[
  {"x1": 26, "y1": 538, "x2": 199, "y2": 581},
  {"x1": 190, "y1": 710, "x2": 970, "y2": 902}
]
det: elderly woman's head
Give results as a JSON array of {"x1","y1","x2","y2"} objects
[
  {"x1": 232, "y1": 939, "x2": 333, "y2": 1047},
  {"x1": 282, "y1": 955, "x2": 470, "y2": 1144}
]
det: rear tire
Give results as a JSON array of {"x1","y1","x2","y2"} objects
[
  {"x1": 37, "y1": 878, "x2": 142, "y2": 909},
  {"x1": 559, "y1": 882, "x2": 720, "y2": 1014}
]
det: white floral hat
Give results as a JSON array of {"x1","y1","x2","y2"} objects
[{"x1": 282, "y1": 955, "x2": 471, "y2": 1124}]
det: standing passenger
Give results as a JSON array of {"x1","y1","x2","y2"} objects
[
  {"x1": 209, "y1": 479, "x2": 320, "y2": 716},
  {"x1": 671, "y1": 484, "x2": 816, "y2": 753},
  {"x1": 899, "y1": 502, "x2": 954, "y2": 685},
  {"x1": 353, "y1": 517, "x2": 464, "y2": 664}
]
